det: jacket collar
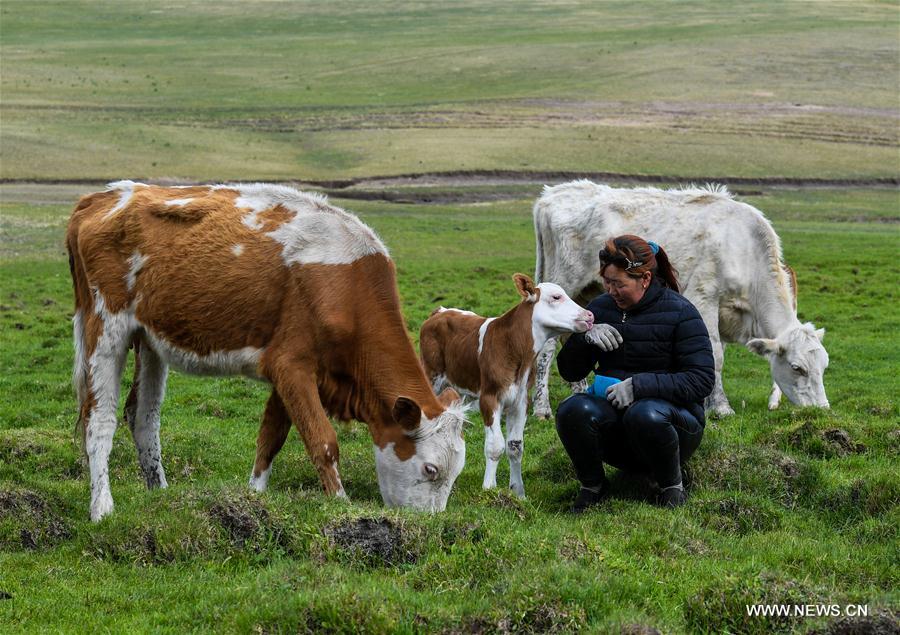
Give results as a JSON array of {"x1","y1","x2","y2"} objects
[{"x1": 624, "y1": 279, "x2": 666, "y2": 315}]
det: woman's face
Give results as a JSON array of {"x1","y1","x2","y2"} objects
[{"x1": 602, "y1": 264, "x2": 651, "y2": 310}]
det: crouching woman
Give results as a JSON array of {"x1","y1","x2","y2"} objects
[{"x1": 555, "y1": 235, "x2": 714, "y2": 512}]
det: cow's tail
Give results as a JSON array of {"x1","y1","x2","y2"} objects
[{"x1": 67, "y1": 198, "x2": 95, "y2": 450}]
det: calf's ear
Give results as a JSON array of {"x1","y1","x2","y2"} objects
[
  {"x1": 392, "y1": 396, "x2": 422, "y2": 430},
  {"x1": 513, "y1": 273, "x2": 538, "y2": 302},
  {"x1": 747, "y1": 338, "x2": 782, "y2": 357},
  {"x1": 814, "y1": 327, "x2": 825, "y2": 341},
  {"x1": 436, "y1": 387, "x2": 460, "y2": 407}
]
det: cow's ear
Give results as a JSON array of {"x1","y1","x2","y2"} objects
[
  {"x1": 814, "y1": 327, "x2": 825, "y2": 341},
  {"x1": 392, "y1": 396, "x2": 422, "y2": 430},
  {"x1": 747, "y1": 338, "x2": 782, "y2": 357},
  {"x1": 436, "y1": 387, "x2": 460, "y2": 408},
  {"x1": 513, "y1": 273, "x2": 538, "y2": 302}
]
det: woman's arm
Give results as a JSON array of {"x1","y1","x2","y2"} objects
[{"x1": 556, "y1": 331, "x2": 600, "y2": 382}]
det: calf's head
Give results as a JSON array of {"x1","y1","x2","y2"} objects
[
  {"x1": 513, "y1": 274, "x2": 594, "y2": 338},
  {"x1": 374, "y1": 388, "x2": 466, "y2": 512},
  {"x1": 748, "y1": 323, "x2": 829, "y2": 408}
]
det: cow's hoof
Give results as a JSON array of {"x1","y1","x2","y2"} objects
[
  {"x1": 710, "y1": 405, "x2": 735, "y2": 418},
  {"x1": 90, "y1": 493, "x2": 114, "y2": 522}
]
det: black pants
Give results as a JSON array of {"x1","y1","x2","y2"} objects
[{"x1": 555, "y1": 394, "x2": 704, "y2": 489}]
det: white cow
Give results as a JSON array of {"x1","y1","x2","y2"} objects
[{"x1": 532, "y1": 181, "x2": 830, "y2": 418}]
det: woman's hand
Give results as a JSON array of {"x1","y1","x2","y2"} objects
[
  {"x1": 606, "y1": 377, "x2": 634, "y2": 409},
  {"x1": 584, "y1": 323, "x2": 623, "y2": 351}
]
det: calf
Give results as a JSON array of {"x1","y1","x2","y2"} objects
[
  {"x1": 67, "y1": 181, "x2": 466, "y2": 521},
  {"x1": 419, "y1": 274, "x2": 593, "y2": 497}
]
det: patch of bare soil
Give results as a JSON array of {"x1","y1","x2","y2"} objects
[
  {"x1": 0, "y1": 489, "x2": 71, "y2": 550},
  {"x1": 822, "y1": 428, "x2": 867, "y2": 456},
  {"x1": 439, "y1": 602, "x2": 586, "y2": 634},
  {"x1": 809, "y1": 609, "x2": 900, "y2": 635},
  {"x1": 322, "y1": 517, "x2": 416, "y2": 566},
  {"x1": 208, "y1": 495, "x2": 279, "y2": 548}
]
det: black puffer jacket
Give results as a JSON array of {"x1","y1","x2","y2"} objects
[{"x1": 557, "y1": 281, "x2": 715, "y2": 423}]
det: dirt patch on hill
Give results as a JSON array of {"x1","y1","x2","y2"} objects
[
  {"x1": 809, "y1": 609, "x2": 900, "y2": 635},
  {"x1": 322, "y1": 517, "x2": 417, "y2": 567},
  {"x1": 0, "y1": 489, "x2": 71, "y2": 550}
]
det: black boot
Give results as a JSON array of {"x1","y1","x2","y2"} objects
[
  {"x1": 657, "y1": 484, "x2": 687, "y2": 508},
  {"x1": 571, "y1": 481, "x2": 608, "y2": 514}
]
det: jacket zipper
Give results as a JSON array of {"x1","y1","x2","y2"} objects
[{"x1": 621, "y1": 311, "x2": 627, "y2": 323}]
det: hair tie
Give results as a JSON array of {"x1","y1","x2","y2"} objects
[{"x1": 648, "y1": 241, "x2": 660, "y2": 255}]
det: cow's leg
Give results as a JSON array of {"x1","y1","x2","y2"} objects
[
  {"x1": 268, "y1": 363, "x2": 346, "y2": 497},
  {"x1": 481, "y1": 395, "x2": 505, "y2": 490},
  {"x1": 532, "y1": 339, "x2": 556, "y2": 419},
  {"x1": 128, "y1": 337, "x2": 169, "y2": 490},
  {"x1": 768, "y1": 382, "x2": 783, "y2": 411},
  {"x1": 699, "y1": 305, "x2": 734, "y2": 417},
  {"x1": 505, "y1": 395, "x2": 527, "y2": 498},
  {"x1": 568, "y1": 378, "x2": 590, "y2": 394},
  {"x1": 123, "y1": 335, "x2": 141, "y2": 431},
  {"x1": 249, "y1": 390, "x2": 292, "y2": 492},
  {"x1": 84, "y1": 311, "x2": 133, "y2": 521}
]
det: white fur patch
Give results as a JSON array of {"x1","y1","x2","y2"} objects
[
  {"x1": 249, "y1": 464, "x2": 273, "y2": 492},
  {"x1": 165, "y1": 198, "x2": 194, "y2": 207},
  {"x1": 231, "y1": 244, "x2": 244, "y2": 257},
  {"x1": 438, "y1": 306, "x2": 477, "y2": 316},
  {"x1": 125, "y1": 251, "x2": 147, "y2": 292},
  {"x1": 72, "y1": 309, "x2": 88, "y2": 406},
  {"x1": 103, "y1": 180, "x2": 148, "y2": 220},
  {"x1": 221, "y1": 183, "x2": 389, "y2": 265},
  {"x1": 87, "y1": 293, "x2": 140, "y2": 520},
  {"x1": 477, "y1": 318, "x2": 495, "y2": 355},
  {"x1": 141, "y1": 329, "x2": 264, "y2": 378}
]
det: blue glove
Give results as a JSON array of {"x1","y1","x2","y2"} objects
[{"x1": 586, "y1": 375, "x2": 621, "y2": 397}]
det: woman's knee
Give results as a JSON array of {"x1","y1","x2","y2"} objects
[
  {"x1": 623, "y1": 399, "x2": 678, "y2": 440},
  {"x1": 555, "y1": 394, "x2": 614, "y2": 437},
  {"x1": 624, "y1": 398, "x2": 670, "y2": 422}
]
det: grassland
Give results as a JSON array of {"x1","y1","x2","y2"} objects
[
  {"x1": 2, "y1": 0, "x2": 899, "y2": 632},
  {"x1": 1, "y1": 184, "x2": 898, "y2": 633},
  {"x1": 2, "y1": 0, "x2": 898, "y2": 181}
]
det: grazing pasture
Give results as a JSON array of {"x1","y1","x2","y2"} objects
[
  {"x1": 1, "y1": 184, "x2": 897, "y2": 633},
  {"x1": 1, "y1": 0, "x2": 898, "y2": 632}
]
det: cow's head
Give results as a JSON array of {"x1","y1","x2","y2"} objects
[
  {"x1": 747, "y1": 323, "x2": 829, "y2": 408},
  {"x1": 374, "y1": 388, "x2": 466, "y2": 512},
  {"x1": 513, "y1": 274, "x2": 594, "y2": 338}
]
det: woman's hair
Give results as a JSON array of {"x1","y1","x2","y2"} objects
[{"x1": 599, "y1": 234, "x2": 680, "y2": 292}]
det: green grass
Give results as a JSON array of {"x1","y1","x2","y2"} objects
[
  {"x1": 1, "y1": 1, "x2": 898, "y2": 631},
  {"x1": 1, "y1": 187, "x2": 898, "y2": 633},
  {"x1": 2, "y1": 0, "x2": 898, "y2": 180}
]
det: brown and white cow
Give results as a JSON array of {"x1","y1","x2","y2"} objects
[
  {"x1": 67, "y1": 181, "x2": 466, "y2": 521},
  {"x1": 419, "y1": 274, "x2": 593, "y2": 497}
]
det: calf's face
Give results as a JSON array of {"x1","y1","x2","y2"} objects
[
  {"x1": 374, "y1": 391, "x2": 466, "y2": 512},
  {"x1": 515, "y1": 276, "x2": 593, "y2": 335}
]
